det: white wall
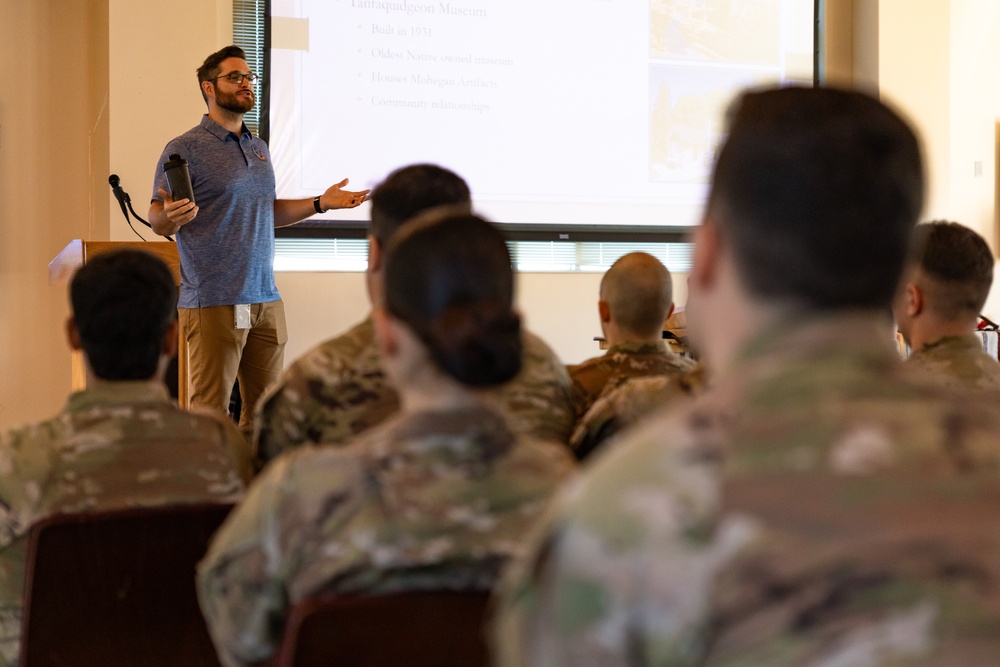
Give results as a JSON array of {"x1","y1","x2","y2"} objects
[
  {"x1": 277, "y1": 270, "x2": 690, "y2": 366},
  {"x1": 877, "y1": 1, "x2": 952, "y2": 220},
  {"x1": 870, "y1": 0, "x2": 1000, "y2": 319},
  {"x1": 107, "y1": 0, "x2": 233, "y2": 242},
  {"x1": 949, "y1": 0, "x2": 1000, "y2": 311}
]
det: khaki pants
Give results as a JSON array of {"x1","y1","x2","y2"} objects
[{"x1": 179, "y1": 301, "x2": 287, "y2": 436}]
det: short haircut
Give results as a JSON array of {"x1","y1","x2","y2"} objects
[
  {"x1": 369, "y1": 164, "x2": 472, "y2": 246},
  {"x1": 383, "y1": 210, "x2": 522, "y2": 387},
  {"x1": 196, "y1": 45, "x2": 247, "y2": 104},
  {"x1": 600, "y1": 252, "x2": 672, "y2": 337},
  {"x1": 70, "y1": 249, "x2": 178, "y2": 381},
  {"x1": 910, "y1": 220, "x2": 994, "y2": 320},
  {"x1": 707, "y1": 86, "x2": 925, "y2": 310}
]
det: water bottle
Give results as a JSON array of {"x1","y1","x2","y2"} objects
[{"x1": 162, "y1": 154, "x2": 195, "y2": 205}]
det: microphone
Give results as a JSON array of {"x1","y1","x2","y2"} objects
[
  {"x1": 106, "y1": 173, "x2": 173, "y2": 242},
  {"x1": 108, "y1": 174, "x2": 131, "y2": 221}
]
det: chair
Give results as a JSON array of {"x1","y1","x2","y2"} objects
[
  {"x1": 274, "y1": 591, "x2": 492, "y2": 667},
  {"x1": 20, "y1": 502, "x2": 234, "y2": 667}
]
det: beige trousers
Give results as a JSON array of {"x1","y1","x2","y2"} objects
[{"x1": 179, "y1": 300, "x2": 287, "y2": 436}]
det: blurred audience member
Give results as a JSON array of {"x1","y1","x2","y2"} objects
[
  {"x1": 494, "y1": 86, "x2": 1000, "y2": 665},
  {"x1": 569, "y1": 367, "x2": 704, "y2": 460},
  {"x1": 894, "y1": 220, "x2": 1000, "y2": 393},
  {"x1": 567, "y1": 252, "x2": 697, "y2": 419},
  {"x1": 200, "y1": 212, "x2": 575, "y2": 667},
  {"x1": 0, "y1": 249, "x2": 247, "y2": 666}
]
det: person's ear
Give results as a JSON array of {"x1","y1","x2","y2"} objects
[
  {"x1": 905, "y1": 282, "x2": 923, "y2": 318},
  {"x1": 163, "y1": 320, "x2": 179, "y2": 358},
  {"x1": 372, "y1": 306, "x2": 398, "y2": 359},
  {"x1": 598, "y1": 300, "x2": 611, "y2": 324},
  {"x1": 65, "y1": 316, "x2": 82, "y2": 351},
  {"x1": 690, "y1": 217, "x2": 722, "y2": 291},
  {"x1": 201, "y1": 80, "x2": 216, "y2": 103},
  {"x1": 368, "y1": 236, "x2": 383, "y2": 273}
]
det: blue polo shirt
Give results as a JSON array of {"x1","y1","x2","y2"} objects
[{"x1": 152, "y1": 115, "x2": 280, "y2": 308}]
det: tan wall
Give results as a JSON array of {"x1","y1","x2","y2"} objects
[
  {"x1": 0, "y1": 1, "x2": 101, "y2": 430},
  {"x1": 0, "y1": 0, "x2": 230, "y2": 431}
]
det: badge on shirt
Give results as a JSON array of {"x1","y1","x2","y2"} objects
[{"x1": 251, "y1": 145, "x2": 267, "y2": 161}]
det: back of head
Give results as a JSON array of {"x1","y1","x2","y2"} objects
[
  {"x1": 600, "y1": 252, "x2": 672, "y2": 338},
  {"x1": 910, "y1": 220, "x2": 994, "y2": 321},
  {"x1": 707, "y1": 85, "x2": 925, "y2": 310},
  {"x1": 71, "y1": 249, "x2": 178, "y2": 381},
  {"x1": 369, "y1": 164, "x2": 472, "y2": 246},
  {"x1": 383, "y1": 210, "x2": 522, "y2": 387}
]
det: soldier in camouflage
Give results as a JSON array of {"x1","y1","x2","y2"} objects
[
  {"x1": 493, "y1": 86, "x2": 1000, "y2": 665},
  {"x1": 568, "y1": 366, "x2": 704, "y2": 460},
  {"x1": 0, "y1": 250, "x2": 247, "y2": 666},
  {"x1": 893, "y1": 220, "x2": 1000, "y2": 394},
  {"x1": 200, "y1": 212, "x2": 575, "y2": 667},
  {"x1": 253, "y1": 165, "x2": 575, "y2": 467},
  {"x1": 567, "y1": 251, "x2": 697, "y2": 419}
]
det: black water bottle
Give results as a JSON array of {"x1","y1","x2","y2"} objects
[{"x1": 162, "y1": 154, "x2": 195, "y2": 204}]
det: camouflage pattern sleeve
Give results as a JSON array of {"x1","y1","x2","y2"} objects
[
  {"x1": 251, "y1": 318, "x2": 398, "y2": 468},
  {"x1": 567, "y1": 343, "x2": 698, "y2": 419},
  {"x1": 906, "y1": 334, "x2": 1000, "y2": 395},
  {"x1": 492, "y1": 415, "x2": 732, "y2": 667},
  {"x1": 0, "y1": 422, "x2": 58, "y2": 549},
  {"x1": 569, "y1": 367, "x2": 705, "y2": 460},
  {"x1": 0, "y1": 423, "x2": 59, "y2": 666},
  {"x1": 252, "y1": 361, "x2": 317, "y2": 466},
  {"x1": 197, "y1": 451, "x2": 367, "y2": 667},
  {"x1": 190, "y1": 405, "x2": 254, "y2": 484},
  {"x1": 499, "y1": 331, "x2": 576, "y2": 445}
]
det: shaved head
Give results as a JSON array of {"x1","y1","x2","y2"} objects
[
  {"x1": 910, "y1": 221, "x2": 994, "y2": 321},
  {"x1": 600, "y1": 252, "x2": 673, "y2": 338}
]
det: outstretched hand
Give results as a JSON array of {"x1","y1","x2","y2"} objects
[{"x1": 320, "y1": 178, "x2": 371, "y2": 210}]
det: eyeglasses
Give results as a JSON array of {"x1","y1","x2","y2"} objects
[{"x1": 214, "y1": 71, "x2": 258, "y2": 86}]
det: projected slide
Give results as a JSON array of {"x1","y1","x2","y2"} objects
[{"x1": 268, "y1": 0, "x2": 813, "y2": 227}]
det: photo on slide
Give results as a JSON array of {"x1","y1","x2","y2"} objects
[
  {"x1": 648, "y1": 66, "x2": 771, "y2": 183},
  {"x1": 650, "y1": 0, "x2": 781, "y2": 64}
]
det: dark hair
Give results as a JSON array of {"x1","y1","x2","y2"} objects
[
  {"x1": 910, "y1": 220, "x2": 994, "y2": 320},
  {"x1": 196, "y1": 45, "x2": 247, "y2": 104},
  {"x1": 70, "y1": 249, "x2": 178, "y2": 381},
  {"x1": 369, "y1": 164, "x2": 472, "y2": 246},
  {"x1": 383, "y1": 211, "x2": 522, "y2": 386},
  {"x1": 707, "y1": 86, "x2": 925, "y2": 310}
]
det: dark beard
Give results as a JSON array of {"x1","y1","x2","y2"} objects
[{"x1": 216, "y1": 89, "x2": 254, "y2": 114}]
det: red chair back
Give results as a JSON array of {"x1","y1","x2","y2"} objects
[
  {"x1": 20, "y1": 502, "x2": 233, "y2": 667},
  {"x1": 275, "y1": 591, "x2": 492, "y2": 667}
]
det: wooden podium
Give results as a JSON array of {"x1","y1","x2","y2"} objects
[{"x1": 49, "y1": 240, "x2": 189, "y2": 407}]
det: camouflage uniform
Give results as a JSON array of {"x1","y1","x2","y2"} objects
[
  {"x1": 568, "y1": 366, "x2": 705, "y2": 460},
  {"x1": 567, "y1": 341, "x2": 697, "y2": 419},
  {"x1": 906, "y1": 334, "x2": 1000, "y2": 395},
  {"x1": 253, "y1": 316, "x2": 576, "y2": 465},
  {"x1": 199, "y1": 404, "x2": 575, "y2": 667},
  {"x1": 494, "y1": 312, "x2": 1000, "y2": 666},
  {"x1": 0, "y1": 382, "x2": 247, "y2": 667}
]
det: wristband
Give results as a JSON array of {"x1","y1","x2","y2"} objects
[{"x1": 313, "y1": 196, "x2": 325, "y2": 214}]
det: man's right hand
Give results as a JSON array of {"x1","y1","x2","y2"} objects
[{"x1": 149, "y1": 188, "x2": 199, "y2": 236}]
